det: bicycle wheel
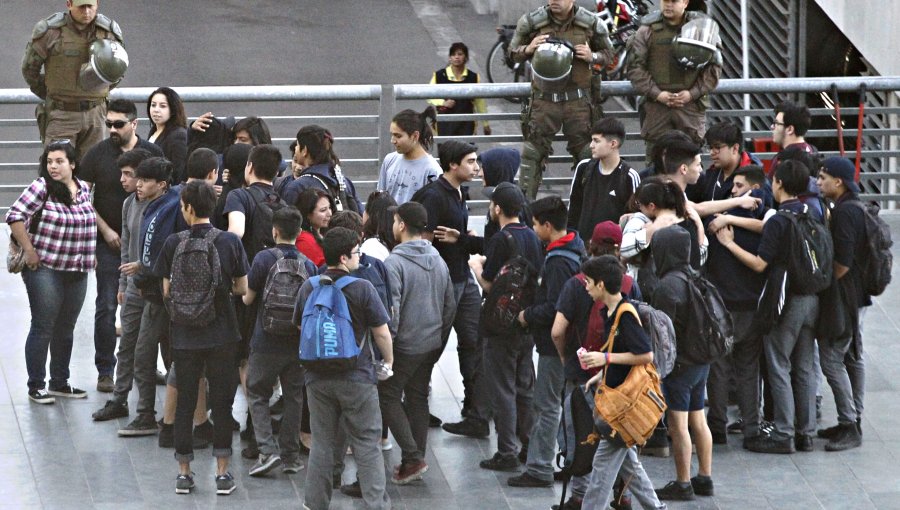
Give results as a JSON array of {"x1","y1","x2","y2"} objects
[{"x1": 487, "y1": 40, "x2": 516, "y2": 84}]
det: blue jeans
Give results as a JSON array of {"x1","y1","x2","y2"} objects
[
  {"x1": 94, "y1": 242, "x2": 120, "y2": 377},
  {"x1": 23, "y1": 267, "x2": 88, "y2": 390}
]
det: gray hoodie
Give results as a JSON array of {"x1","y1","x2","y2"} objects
[{"x1": 384, "y1": 239, "x2": 456, "y2": 355}]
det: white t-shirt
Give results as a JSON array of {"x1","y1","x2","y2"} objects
[
  {"x1": 360, "y1": 237, "x2": 390, "y2": 261},
  {"x1": 376, "y1": 151, "x2": 441, "y2": 205}
]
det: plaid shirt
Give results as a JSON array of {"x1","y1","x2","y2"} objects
[{"x1": 6, "y1": 178, "x2": 96, "y2": 272}]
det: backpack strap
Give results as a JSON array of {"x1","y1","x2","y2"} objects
[{"x1": 546, "y1": 249, "x2": 582, "y2": 265}]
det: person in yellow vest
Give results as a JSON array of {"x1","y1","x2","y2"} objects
[
  {"x1": 509, "y1": 0, "x2": 614, "y2": 199},
  {"x1": 428, "y1": 43, "x2": 492, "y2": 138},
  {"x1": 628, "y1": 0, "x2": 721, "y2": 164},
  {"x1": 22, "y1": 0, "x2": 127, "y2": 159}
]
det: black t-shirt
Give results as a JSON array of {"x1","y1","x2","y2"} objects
[
  {"x1": 568, "y1": 159, "x2": 639, "y2": 241},
  {"x1": 556, "y1": 275, "x2": 594, "y2": 383},
  {"x1": 80, "y1": 138, "x2": 164, "y2": 235},
  {"x1": 601, "y1": 299, "x2": 652, "y2": 389},
  {"x1": 223, "y1": 182, "x2": 279, "y2": 259},
  {"x1": 155, "y1": 224, "x2": 250, "y2": 350},
  {"x1": 482, "y1": 223, "x2": 544, "y2": 282}
]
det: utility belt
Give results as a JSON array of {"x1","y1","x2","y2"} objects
[
  {"x1": 532, "y1": 88, "x2": 591, "y2": 104},
  {"x1": 46, "y1": 98, "x2": 105, "y2": 112}
]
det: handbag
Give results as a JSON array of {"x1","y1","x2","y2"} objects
[
  {"x1": 7, "y1": 206, "x2": 43, "y2": 274},
  {"x1": 593, "y1": 302, "x2": 667, "y2": 448}
]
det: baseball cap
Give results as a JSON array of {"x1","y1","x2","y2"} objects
[
  {"x1": 591, "y1": 221, "x2": 623, "y2": 246},
  {"x1": 820, "y1": 156, "x2": 860, "y2": 193},
  {"x1": 484, "y1": 182, "x2": 525, "y2": 214},
  {"x1": 72, "y1": 0, "x2": 98, "y2": 6},
  {"x1": 389, "y1": 202, "x2": 428, "y2": 231}
]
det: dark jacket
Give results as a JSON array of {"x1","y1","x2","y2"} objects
[
  {"x1": 650, "y1": 225, "x2": 694, "y2": 364},
  {"x1": 480, "y1": 148, "x2": 521, "y2": 240},
  {"x1": 523, "y1": 232, "x2": 585, "y2": 356},
  {"x1": 149, "y1": 126, "x2": 188, "y2": 184}
]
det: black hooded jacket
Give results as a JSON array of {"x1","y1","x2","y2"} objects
[{"x1": 650, "y1": 225, "x2": 694, "y2": 364}]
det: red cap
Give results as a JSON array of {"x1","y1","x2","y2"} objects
[{"x1": 591, "y1": 221, "x2": 622, "y2": 246}]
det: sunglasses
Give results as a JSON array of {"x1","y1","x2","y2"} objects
[{"x1": 105, "y1": 119, "x2": 131, "y2": 129}]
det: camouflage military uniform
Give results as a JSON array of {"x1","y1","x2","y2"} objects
[
  {"x1": 627, "y1": 10, "x2": 721, "y2": 162},
  {"x1": 509, "y1": 5, "x2": 614, "y2": 199},
  {"x1": 22, "y1": 11, "x2": 124, "y2": 159}
]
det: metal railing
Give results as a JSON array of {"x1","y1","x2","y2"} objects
[{"x1": 0, "y1": 76, "x2": 898, "y2": 210}]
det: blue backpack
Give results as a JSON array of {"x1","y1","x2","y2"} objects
[{"x1": 299, "y1": 275, "x2": 361, "y2": 371}]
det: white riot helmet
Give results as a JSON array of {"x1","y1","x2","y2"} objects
[{"x1": 672, "y1": 18, "x2": 720, "y2": 69}]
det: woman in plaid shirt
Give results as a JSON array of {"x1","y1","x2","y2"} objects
[{"x1": 6, "y1": 141, "x2": 97, "y2": 405}]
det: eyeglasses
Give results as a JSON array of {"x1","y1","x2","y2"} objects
[
  {"x1": 105, "y1": 119, "x2": 131, "y2": 129},
  {"x1": 770, "y1": 121, "x2": 785, "y2": 128}
]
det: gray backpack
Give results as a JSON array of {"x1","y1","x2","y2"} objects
[
  {"x1": 166, "y1": 228, "x2": 222, "y2": 327},
  {"x1": 261, "y1": 249, "x2": 310, "y2": 336}
]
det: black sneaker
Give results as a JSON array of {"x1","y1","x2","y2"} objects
[
  {"x1": 479, "y1": 452, "x2": 519, "y2": 472},
  {"x1": 817, "y1": 423, "x2": 842, "y2": 439},
  {"x1": 711, "y1": 431, "x2": 728, "y2": 445},
  {"x1": 47, "y1": 385, "x2": 87, "y2": 399},
  {"x1": 158, "y1": 422, "x2": 174, "y2": 448},
  {"x1": 249, "y1": 453, "x2": 282, "y2": 477},
  {"x1": 215, "y1": 472, "x2": 236, "y2": 495},
  {"x1": 825, "y1": 424, "x2": 862, "y2": 452},
  {"x1": 551, "y1": 496, "x2": 583, "y2": 510},
  {"x1": 690, "y1": 475, "x2": 714, "y2": 496},
  {"x1": 442, "y1": 417, "x2": 489, "y2": 438},
  {"x1": 795, "y1": 434, "x2": 814, "y2": 452},
  {"x1": 282, "y1": 458, "x2": 305, "y2": 474},
  {"x1": 118, "y1": 414, "x2": 158, "y2": 436},
  {"x1": 760, "y1": 420, "x2": 775, "y2": 435},
  {"x1": 726, "y1": 419, "x2": 743, "y2": 434},
  {"x1": 655, "y1": 480, "x2": 695, "y2": 501},
  {"x1": 340, "y1": 480, "x2": 362, "y2": 498},
  {"x1": 429, "y1": 413, "x2": 443, "y2": 428},
  {"x1": 193, "y1": 420, "x2": 213, "y2": 449},
  {"x1": 744, "y1": 433, "x2": 795, "y2": 454},
  {"x1": 28, "y1": 389, "x2": 55, "y2": 405},
  {"x1": 507, "y1": 471, "x2": 552, "y2": 487},
  {"x1": 175, "y1": 473, "x2": 194, "y2": 494},
  {"x1": 92, "y1": 400, "x2": 128, "y2": 421}
]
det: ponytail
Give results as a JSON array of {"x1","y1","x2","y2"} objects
[
  {"x1": 296, "y1": 125, "x2": 341, "y2": 168},
  {"x1": 636, "y1": 176, "x2": 687, "y2": 218}
]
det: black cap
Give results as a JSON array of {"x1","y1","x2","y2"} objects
[
  {"x1": 389, "y1": 202, "x2": 428, "y2": 230},
  {"x1": 820, "y1": 156, "x2": 860, "y2": 193},
  {"x1": 484, "y1": 181, "x2": 525, "y2": 213}
]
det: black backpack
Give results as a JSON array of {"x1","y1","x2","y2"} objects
[
  {"x1": 673, "y1": 271, "x2": 734, "y2": 364},
  {"x1": 244, "y1": 185, "x2": 287, "y2": 263},
  {"x1": 778, "y1": 205, "x2": 834, "y2": 295},
  {"x1": 166, "y1": 228, "x2": 223, "y2": 327},
  {"x1": 300, "y1": 170, "x2": 360, "y2": 214},
  {"x1": 850, "y1": 201, "x2": 893, "y2": 296},
  {"x1": 480, "y1": 231, "x2": 539, "y2": 337},
  {"x1": 261, "y1": 249, "x2": 310, "y2": 336}
]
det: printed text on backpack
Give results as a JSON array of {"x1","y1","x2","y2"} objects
[{"x1": 299, "y1": 275, "x2": 363, "y2": 371}]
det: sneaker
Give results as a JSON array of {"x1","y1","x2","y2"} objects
[
  {"x1": 551, "y1": 496, "x2": 583, "y2": 510},
  {"x1": 442, "y1": 417, "x2": 489, "y2": 438},
  {"x1": 92, "y1": 400, "x2": 128, "y2": 421},
  {"x1": 249, "y1": 453, "x2": 282, "y2": 477},
  {"x1": 429, "y1": 413, "x2": 443, "y2": 428},
  {"x1": 825, "y1": 423, "x2": 862, "y2": 452},
  {"x1": 507, "y1": 471, "x2": 553, "y2": 488},
  {"x1": 795, "y1": 434, "x2": 814, "y2": 452},
  {"x1": 282, "y1": 458, "x2": 305, "y2": 474},
  {"x1": 96, "y1": 375, "x2": 114, "y2": 393},
  {"x1": 760, "y1": 420, "x2": 775, "y2": 435},
  {"x1": 340, "y1": 480, "x2": 362, "y2": 498},
  {"x1": 479, "y1": 452, "x2": 519, "y2": 472},
  {"x1": 118, "y1": 414, "x2": 159, "y2": 436},
  {"x1": 711, "y1": 431, "x2": 728, "y2": 445},
  {"x1": 744, "y1": 433, "x2": 795, "y2": 454},
  {"x1": 817, "y1": 423, "x2": 843, "y2": 439},
  {"x1": 690, "y1": 475, "x2": 714, "y2": 496},
  {"x1": 175, "y1": 473, "x2": 194, "y2": 494},
  {"x1": 193, "y1": 420, "x2": 213, "y2": 449},
  {"x1": 158, "y1": 422, "x2": 174, "y2": 448},
  {"x1": 28, "y1": 389, "x2": 55, "y2": 405},
  {"x1": 215, "y1": 472, "x2": 236, "y2": 495},
  {"x1": 726, "y1": 419, "x2": 744, "y2": 434},
  {"x1": 655, "y1": 480, "x2": 695, "y2": 501},
  {"x1": 391, "y1": 460, "x2": 428, "y2": 484},
  {"x1": 47, "y1": 385, "x2": 87, "y2": 399}
]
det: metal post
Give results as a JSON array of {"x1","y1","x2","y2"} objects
[{"x1": 741, "y1": 0, "x2": 751, "y2": 133}]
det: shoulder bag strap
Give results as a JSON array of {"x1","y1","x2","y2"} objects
[{"x1": 599, "y1": 302, "x2": 638, "y2": 387}]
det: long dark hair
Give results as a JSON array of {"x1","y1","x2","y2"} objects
[
  {"x1": 295, "y1": 125, "x2": 341, "y2": 168},
  {"x1": 296, "y1": 188, "x2": 333, "y2": 242},
  {"x1": 635, "y1": 177, "x2": 687, "y2": 218},
  {"x1": 146, "y1": 87, "x2": 187, "y2": 131},
  {"x1": 39, "y1": 141, "x2": 79, "y2": 207},
  {"x1": 232, "y1": 116, "x2": 272, "y2": 145},
  {"x1": 362, "y1": 191, "x2": 398, "y2": 250},
  {"x1": 392, "y1": 107, "x2": 437, "y2": 151}
]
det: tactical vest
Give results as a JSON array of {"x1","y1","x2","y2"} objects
[
  {"x1": 45, "y1": 16, "x2": 114, "y2": 102},
  {"x1": 528, "y1": 6, "x2": 596, "y2": 92},
  {"x1": 435, "y1": 68, "x2": 478, "y2": 114},
  {"x1": 646, "y1": 15, "x2": 702, "y2": 92}
]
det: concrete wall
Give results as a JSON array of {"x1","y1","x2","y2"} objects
[
  {"x1": 493, "y1": 0, "x2": 599, "y2": 25},
  {"x1": 813, "y1": 0, "x2": 900, "y2": 75}
]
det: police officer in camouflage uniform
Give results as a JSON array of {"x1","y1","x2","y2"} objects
[
  {"x1": 22, "y1": 0, "x2": 125, "y2": 159},
  {"x1": 509, "y1": 0, "x2": 614, "y2": 199},
  {"x1": 627, "y1": 0, "x2": 721, "y2": 163}
]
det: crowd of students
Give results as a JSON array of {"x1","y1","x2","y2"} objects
[{"x1": 5, "y1": 97, "x2": 882, "y2": 509}]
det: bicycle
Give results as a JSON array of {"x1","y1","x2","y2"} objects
[{"x1": 486, "y1": 25, "x2": 531, "y2": 103}]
